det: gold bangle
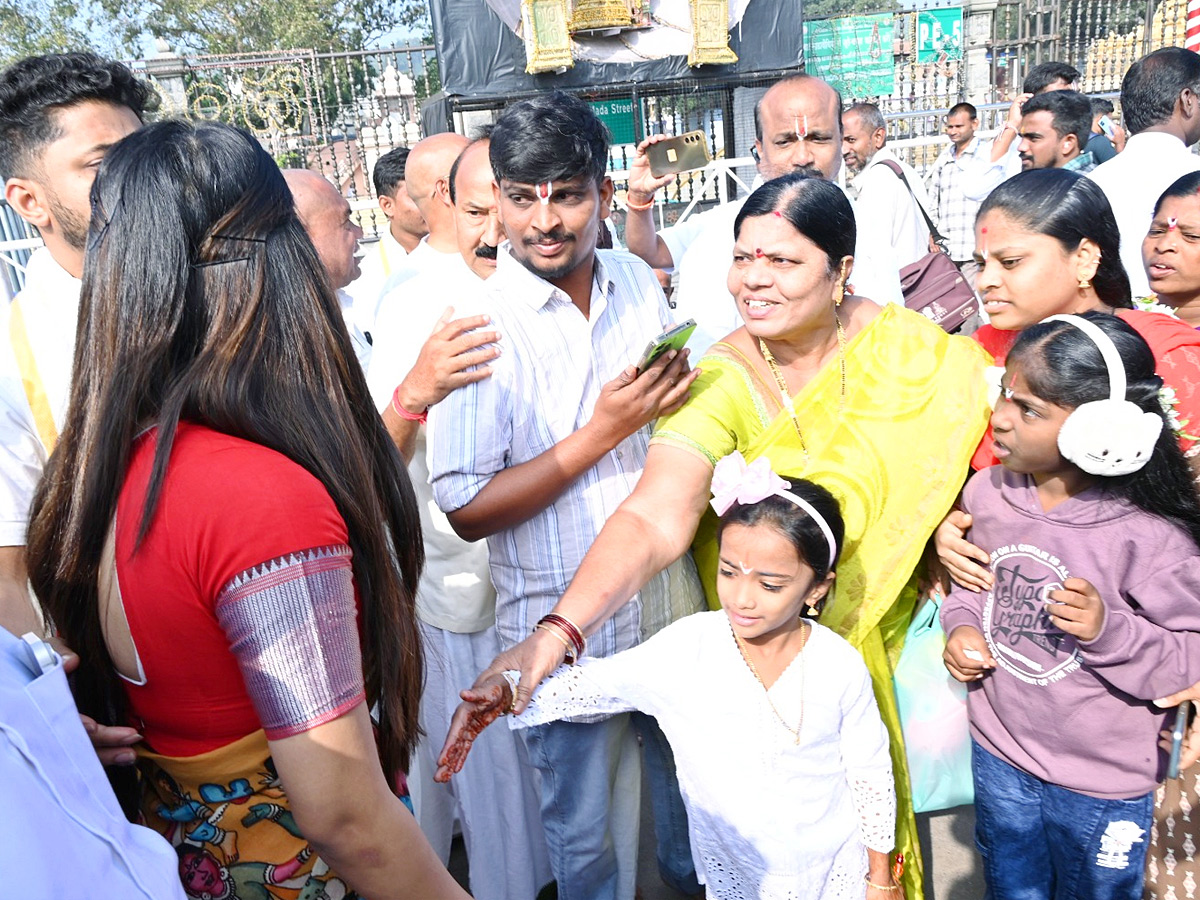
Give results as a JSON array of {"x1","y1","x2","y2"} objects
[
  {"x1": 865, "y1": 877, "x2": 901, "y2": 891},
  {"x1": 534, "y1": 623, "x2": 577, "y2": 663},
  {"x1": 626, "y1": 193, "x2": 655, "y2": 211}
]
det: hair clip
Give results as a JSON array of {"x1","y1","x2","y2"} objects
[
  {"x1": 1168, "y1": 217, "x2": 1179, "y2": 231},
  {"x1": 536, "y1": 182, "x2": 553, "y2": 206},
  {"x1": 192, "y1": 256, "x2": 253, "y2": 268},
  {"x1": 212, "y1": 234, "x2": 268, "y2": 243}
]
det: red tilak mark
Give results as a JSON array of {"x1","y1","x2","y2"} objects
[
  {"x1": 1169, "y1": 217, "x2": 1179, "y2": 230},
  {"x1": 755, "y1": 248, "x2": 765, "y2": 257},
  {"x1": 773, "y1": 210, "x2": 783, "y2": 218}
]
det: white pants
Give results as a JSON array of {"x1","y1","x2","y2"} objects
[{"x1": 409, "y1": 621, "x2": 552, "y2": 900}]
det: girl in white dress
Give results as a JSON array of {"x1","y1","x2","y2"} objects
[{"x1": 437, "y1": 451, "x2": 901, "y2": 899}]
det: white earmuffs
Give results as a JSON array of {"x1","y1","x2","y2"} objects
[{"x1": 1047, "y1": 314, "x2": 1163, "y2": 477}]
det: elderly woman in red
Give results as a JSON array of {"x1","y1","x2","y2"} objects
[{"x1": 26, "y1": 120, "x2": 468, "y2": 900}]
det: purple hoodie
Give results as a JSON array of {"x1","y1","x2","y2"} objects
[{"x1": 941, "y1": 466, "x2": 1200, "y2": 799}]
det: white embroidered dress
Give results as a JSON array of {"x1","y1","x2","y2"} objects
[{"x1": 510, "y1": 611, "x2": 895, "y2": 899}]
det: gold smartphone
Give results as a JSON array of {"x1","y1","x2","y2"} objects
[{"x1": 647, "y1": 131, "x2": 713, "y2": 177}]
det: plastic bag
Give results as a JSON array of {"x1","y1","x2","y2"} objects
[{"x1": 893, "y1": 593, "x2": 974, "y2": 813}]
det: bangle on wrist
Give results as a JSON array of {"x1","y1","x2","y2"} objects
[
  {"x1": 865, "y1": 877, "x2": 901, "y2": 891},
  {"x1": 534, "y1": 623, "x2": 577, "y2": 664},
  {"x1": 391, "y1": 385, "x2": 428, "y2": 424},
  {"x1": 536, "y1": 613, "x2": 586, "y2": 663},
  {"x1": 626, "y1": 192, "x2": 656, "y2": 211}
]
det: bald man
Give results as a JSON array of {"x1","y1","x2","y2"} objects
[
  {"x1": 622, "y1": 73, "x2": 903, "y2": 354},
  {"x1": 283, "y1": 168, "x2": 372, "y2": 370}
]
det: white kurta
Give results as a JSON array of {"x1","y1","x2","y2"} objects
[{"x1": 511, "y1": 611, "x2": 896, "y2": 900}]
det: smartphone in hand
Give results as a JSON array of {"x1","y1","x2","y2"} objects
[
  {"x1": 636, "y1": 319, "x2": 697, "y2": 372},
  {"x1": 647, "y1": 132, "x2": 712, "y2": 178}
]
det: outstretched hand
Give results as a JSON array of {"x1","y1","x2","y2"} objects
[{"x1": 434, "y1": 675, "x2": 512, "y2": 783}]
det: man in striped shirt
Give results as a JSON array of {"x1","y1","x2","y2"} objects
[{"x1": 430, "y1": 91, "x2": 705, "y2": 900}]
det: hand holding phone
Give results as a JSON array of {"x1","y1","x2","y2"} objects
[
  {"x1": 646, "y1": 132, "x2": 712, "y2": 178},
  {"x1": 636, "y1": 319, "x2": 697, "y2": 372}
]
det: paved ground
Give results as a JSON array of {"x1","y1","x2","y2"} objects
[{"x1": 449, "y1": 766, "x2": 987, "y2": 899}]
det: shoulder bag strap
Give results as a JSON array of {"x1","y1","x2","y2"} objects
[{"x1": 878, "y1": 158, "x2": 947, "y2": 246}]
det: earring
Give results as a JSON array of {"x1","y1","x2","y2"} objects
[
  {"x1": 833, "y1": 281, "x2": 845, "y2": 307},
  {"x1": 1078, "y1": 276, "x2": 1092, "y2": 291}
]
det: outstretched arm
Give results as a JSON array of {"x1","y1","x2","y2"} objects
[
  {"x1": 476, "y1": 444, "x2": 714, "y2": 711},
  {"x1": 623, "y1": 135, "x2": 678, "y2": 269}
]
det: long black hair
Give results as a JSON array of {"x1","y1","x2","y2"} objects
[
  {"x1": 978, "y1": 168, "x2": 1131, "y2": 310},
  {"x1": 1008, "y1": 311, "x2": 1200, "y2": 549},
  {"x1": 733, "y1": 172, "x2": 855, "y2": 277},
  {"x1": 26, "y1": 120, "x2": 426, "y2": 779}
]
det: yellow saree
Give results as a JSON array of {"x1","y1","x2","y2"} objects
[{"x1": 653, "y1": 304, "x2": 992, "y2": 899}]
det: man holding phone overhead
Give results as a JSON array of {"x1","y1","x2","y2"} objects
[
  {"x1": 623, "y1": 73, "x2": 904, "y2": 356},
  {"x1": 428, "y1": 92, "x2": 706, "y2": 900}
]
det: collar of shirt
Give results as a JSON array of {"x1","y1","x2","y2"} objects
[
  {"x1": 951, "y1": 135, "x2": 983, "y2": 160},
  {"x1": 495, "y1": 243, "x2": 614, "y2": 313},
  {"x1": 1063, "y1": 150, "x2": 1096, "y2": 172}
]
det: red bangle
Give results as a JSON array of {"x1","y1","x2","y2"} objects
[
  {"x1": 538, "y1": 613, "x2": 586, "y2": 661},
  {"x1": 391, "y1": 386, "x2": 427, "y2": 424}
]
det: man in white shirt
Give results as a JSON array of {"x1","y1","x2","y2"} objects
[
  {"x1": 345, "y1": 146, "x2": 428, "y2": 324},
  {"x1": 283, "y1": 169, "x2": 373, "y2": 371},
  {"x1": 622, "y1": 74, "x2": 903, "y2": 356},
  {"x1": 366, "y1": 136, "x2": 551, "y2": 900},
  {"x1": 374, "y1": 132, "x2": 470, "y2": 310},
  {"x1": 842, "y1": 102, "x2": 933, "y2": 269},
  {"x1": 0, "y1": 53, "x2": 145, "y2": 641},
  {"x1": 430, "y1": 92, "x2": 704, "y2": 900},
  {"x1": 1088, "y1": 46, "x2": 1200, "y2": 298}
]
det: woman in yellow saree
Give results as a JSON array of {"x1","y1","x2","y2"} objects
[{"x1": 487, "y1": 173, "x2": 991, "y2": 898}]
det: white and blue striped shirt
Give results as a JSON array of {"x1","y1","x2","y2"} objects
[{"x1": 429, "y1": 246, "x2": 703, "y2": 657}]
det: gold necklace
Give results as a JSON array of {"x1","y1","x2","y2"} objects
[
  {"x1": 732, "y1": 623, "x2": 809, "y2": 745},
  {"x1": 758, "y1": 312, "x2": 847, "y2": 463}
]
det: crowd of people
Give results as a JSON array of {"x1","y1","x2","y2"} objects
[{"x1": 1, "y1": 42, "x2": 1200, "y2": 900}]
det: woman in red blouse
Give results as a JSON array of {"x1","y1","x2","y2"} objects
[{"x1": 26, "y1": 121, "x2": 468, "y2": 900}]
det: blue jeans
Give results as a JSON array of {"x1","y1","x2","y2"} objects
[
  {"x1": 631, "y1": 711, "x2": 701, "y2": 895},
  {"x1": 972, "y1": 740, "x2": 1152, "y2": 900},
  {"x1": 520, "y1": 714, "x2": 639, "y2": 900}
]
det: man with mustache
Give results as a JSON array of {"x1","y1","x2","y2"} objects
[
  {"x1": 1015, "y1": 90, "x2": 1096, "y2": 173},
  {"x1": 621, "y1": 74, "x2": 902, "y2": 355},
  {"x1": 365, "y1": 134, "x2": 551, "y2": 900},
  {"x1": 428, "y1": 92, "x2": 705, "y2": 900}
]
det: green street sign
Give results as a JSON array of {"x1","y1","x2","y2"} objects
[
  {"x1": 590, "y1": 98, "x2": 636, "y2": 145},
  {"x1": 917, "y1": 8, "x2": 964, "y2": 63},
  {"x1": 803, "y1": 14, "x2": 895, "y2": 98}
]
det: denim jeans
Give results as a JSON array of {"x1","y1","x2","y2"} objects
[
  {"x1": 972, "y1": 739, "x2": 1153, "y2": 900},
  {"x1": 520, "y1": 714, "x2": 641, "y2": 900},
  {"x1": 631, "y1": 711, "x2": 701, "y2": 895}
]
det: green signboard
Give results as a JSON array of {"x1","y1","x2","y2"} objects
[
  {"x1": 590, "y1": 98, "x2": 636, "y2": 145},
  {"x1": 803, "y1": 14, "x2": 895, "y2": 98},
  {"x1": 916, "y1": 7, "x2": 964, "y2": 63}
]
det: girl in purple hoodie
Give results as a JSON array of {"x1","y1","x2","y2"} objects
[{"x1": 940, "y1": 311, "x2": 1200, "y2": 900}]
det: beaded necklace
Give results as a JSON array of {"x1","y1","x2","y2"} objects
[{"x1": 758, "y1": 312, "x2": 846, "y2": 462}]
